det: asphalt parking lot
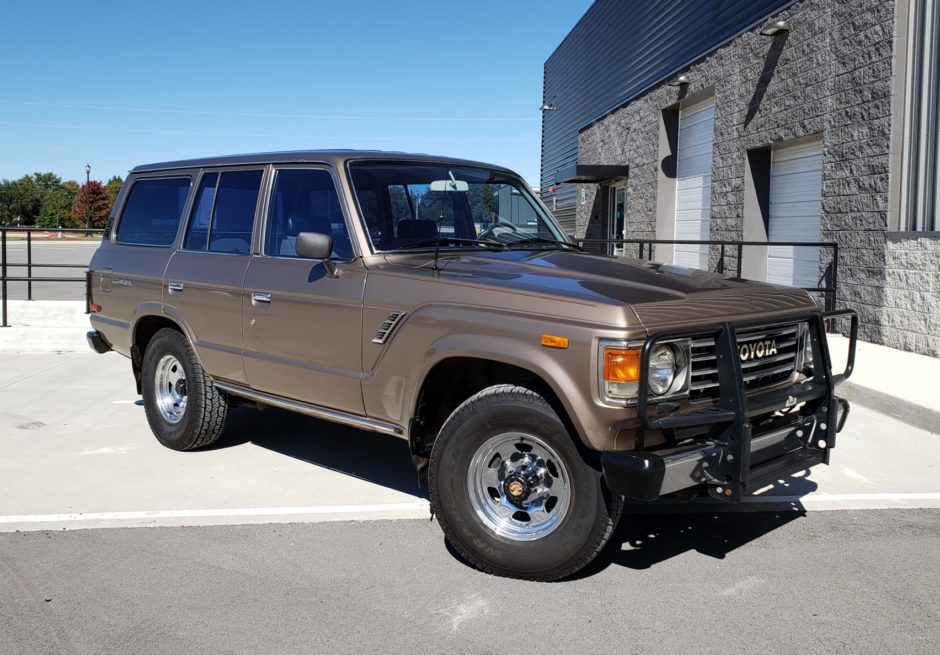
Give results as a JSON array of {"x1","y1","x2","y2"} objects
[
  {"x1": 2, "y1": 352, "x2": 939, "y2": 654},
  {"x1": 0, "y1": 240, "x2": 99, "y2": 301}
]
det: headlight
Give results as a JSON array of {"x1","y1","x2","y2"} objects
[
  {"x1": 599, "y1": 340, "x2": 689, "y2": 405},
  {"x1": 648, "y1": 345, "x2": 676, "y2": 395}
]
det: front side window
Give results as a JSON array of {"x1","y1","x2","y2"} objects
[
  {"x1": 347, "y1": 162, "x2": 567, "y2": 252},
  {"x1": 115, "y1": 176, "x2": 191, "y2": 246},
  {"x1": 264, "y1": 169, "x2": 352, "y2": 260},
  {"x1": 183, "y1": 170, "x2": 262, "y2": 254}
]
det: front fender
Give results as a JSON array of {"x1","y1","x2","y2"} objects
[{"x1": 361, "y1": 304, "x2": 640, "y2": 451}]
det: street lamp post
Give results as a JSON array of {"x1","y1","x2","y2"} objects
[{"x1": 84, "y1": 163, "x2": 91, "y2": 230}]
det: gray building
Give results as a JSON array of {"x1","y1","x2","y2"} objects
[{"x1": 540, "y1": 0, "x2": 939, "y2": 357}]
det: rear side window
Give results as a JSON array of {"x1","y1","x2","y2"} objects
[
  {"x1": 183, "y1": 170, "x2": 263, "y2": 254},
  {"x1": 115, "y1": 177, "x2": 191, "y2": 246}
]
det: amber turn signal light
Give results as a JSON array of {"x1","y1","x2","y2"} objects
[
  {"x1": 541, "y1": 334, "x2": 569, "y2": 349},
  {"x1": 604, "y1": 348, "x2": 641, "y2": 383}
]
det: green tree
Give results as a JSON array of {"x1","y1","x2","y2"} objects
[
  {"x1": 72, "y1": 181, "x2": 111, "y2": 229},
  {"x1": 0, "y1": 176, "x2": 42, "y2": 226},
  {"x1": 31, "y1": 172, "x2": 63, "y2": 192},
  {"x1": 105, "y1": 175, "x2": 124, "y2": 207},
  {"x1": 37, "y1": 181, "x2": 80, "y2": 228}
]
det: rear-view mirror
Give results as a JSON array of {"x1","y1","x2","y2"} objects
[
  {"x1": 296, "y1": 232, "x2": 340, "y2": 278},
  {"x1": 296, "y1": 231, "x2": 333, "y2": 260},
  {"x1": 429, "y1": 179, "x2": 469, "y2": 192}
]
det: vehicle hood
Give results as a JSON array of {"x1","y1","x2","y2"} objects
[{"x1": 383, "y1": 250, "x2": 817, "y2": 329}]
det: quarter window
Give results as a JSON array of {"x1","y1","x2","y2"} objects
[
  {"x1": 183, "y1": 170, "x2": 263, "y2": 254},
  {"x1": 264, "y1": 169, "x2": 352, "y2": 260},
  {"x1": 115, "y1": 177, "x2": 191, "y2": 246}
]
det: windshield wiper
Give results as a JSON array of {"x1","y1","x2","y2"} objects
[
  {"x1": 504, "y1": 236, "x2": 583, "y2": 251},
  {"x1": 406, "y1": 236, "x2": 507, "y2": 250}
]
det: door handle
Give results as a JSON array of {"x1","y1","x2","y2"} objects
[
  {"x1": 167, "y1": 281, "x2": 184, "y2": 293},
  {"x1": 251, "y1": 291, "x2": 272, "y2": 304}
]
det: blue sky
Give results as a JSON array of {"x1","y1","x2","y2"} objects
[{"x1": 0, "y1": 0, "x2": 592, "y2": 187}]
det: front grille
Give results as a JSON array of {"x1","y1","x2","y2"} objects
[{"x1": 689, "y1": 323, "x2": 803, "y2": 402}]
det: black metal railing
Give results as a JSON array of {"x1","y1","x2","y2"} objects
[
  {"x1": 578, "y1": 238, "x2": 839, "y2": 311},
  {"x1": 0, "y1": 227, "x2": 106, "y2": 327}
]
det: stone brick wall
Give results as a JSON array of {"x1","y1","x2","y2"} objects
[
  {"x1": 576, "y1": 0, "x2": 904, "y2": 350},
  {"x1": 883, "y1": 235, "x2": 940, "y2": 356}
]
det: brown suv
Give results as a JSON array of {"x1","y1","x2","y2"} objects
[{"x1": 86, "y1": 150, "x2": 856, "y2": 581}]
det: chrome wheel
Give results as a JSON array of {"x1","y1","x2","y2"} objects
[
  {"x1": 154, "y1": 354, "x2": 187, "y2": 424},
  {"x1": 467, "y1": 432, "x2": 571, "y2": 541}
]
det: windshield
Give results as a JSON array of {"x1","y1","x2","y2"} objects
[{"x1": 348, "y1": 161, "x2": 569, "y2": 252}]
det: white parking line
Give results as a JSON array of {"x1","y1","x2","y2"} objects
[
  {"x1": 746, "y1": 492, "x2": 940, "y2": 504},
  {"x1": 0, "y1": 502, "x2": 431, "y2": 526},
  {"x1": 1, "y1": 493, "x2": 939, "y2": 532}
]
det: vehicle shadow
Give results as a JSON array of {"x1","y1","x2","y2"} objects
[
  {"x1": 211, "y1": 407, "x2": 817, "y2": 579},
  {"x1": 211, "y1": 407, "x2": 427, "y2": 499},
  {"x1": 571, "y1": 473, "x2": 817, "y2": 579}
]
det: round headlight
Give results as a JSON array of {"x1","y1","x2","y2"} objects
[{"x1": 648, "y1": 344, "x2": 676, "y2": 395}]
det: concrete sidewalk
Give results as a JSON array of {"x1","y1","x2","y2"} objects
[
  {"x1": 1, "y1": 352, "x2": 939, "y2": 534},
  {"x1": 828, "y1": 334, "x2": 939, "y2": 434}
]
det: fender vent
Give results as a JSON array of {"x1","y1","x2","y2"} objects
[{"x1": 372, "y1": 311, "x2": 406, "y2": 344}]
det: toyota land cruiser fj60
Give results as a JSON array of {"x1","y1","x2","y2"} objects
[{"x1": 86, "y1": 150, "x2": 856, "y2": 581}]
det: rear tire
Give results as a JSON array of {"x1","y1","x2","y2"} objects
[
  {"x1": 141, "y1": 328, "x2": 228, "y2": 451},
  {"x1": 429, "y1": 384, "x2": 622, "y2": 581}
]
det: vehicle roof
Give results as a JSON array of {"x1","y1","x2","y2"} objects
[{"x1": 130, "y1": 149, "x2": 517, "y2": 174}]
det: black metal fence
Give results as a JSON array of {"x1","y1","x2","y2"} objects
[
  {"x1": 0, "y1": 227, "x2": 106, "y2": 328},
  {"x1": 0, "y1": 230, "x2": 842, "y2": 327},
  {"x1": 578, "y1": 238, "x2": 839, "y2": 311}
]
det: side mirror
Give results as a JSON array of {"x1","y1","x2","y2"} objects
[{"x1": 296, "y1": 232, "x2": 340, "y2": 277}]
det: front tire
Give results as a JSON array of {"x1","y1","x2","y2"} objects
[
  {"x1": 141, "y1": 328, "x2": 228, "y2": 451},
  {"x1": 429, "y1": 384, "x2": 622, "y2": 581}
]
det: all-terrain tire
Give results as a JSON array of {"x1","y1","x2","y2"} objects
[
  {"x1": 428, "y1": 384, "x2": 623, "y2": 581},
  {"x1": 141, "y1": 327, "x2": 228, "y2": 451}
]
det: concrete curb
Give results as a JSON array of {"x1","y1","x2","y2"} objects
[
  {"x1": 837, "y1": 380, "x2": 939, "y2": 435},
  {"x1": 0, "y1": 301, "x2": 89, "y2": 352}
]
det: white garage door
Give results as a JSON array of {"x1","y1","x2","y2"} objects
[
  {"x1": 767, "y1": 140, "x2": 823, "y2": 290},
  {"x1": 674, "y1": 98, "x2": 715, "y2": 269}
]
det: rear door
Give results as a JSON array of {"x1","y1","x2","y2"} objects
[
  {"x1": 95, "y1": 173, "x2": 194, "y2": 353},
  {"x1": 163, "y1": 167, "x2": 266, "y2": 384},
  {"x1": 241, "y1": 166, "x2": 366, "y2": 414}
]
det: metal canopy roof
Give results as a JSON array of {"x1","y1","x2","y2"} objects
[{"x1": 555, "y1": 163, "x2": 630, "y2": 184}]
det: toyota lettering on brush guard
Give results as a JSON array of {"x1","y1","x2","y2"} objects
[{"x1": 86, "y1": 150, "x2": 857, "y2": 581}]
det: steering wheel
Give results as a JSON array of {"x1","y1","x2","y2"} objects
[{"x1": 478, "y1": 218, "x2": 520, "y2": 240}]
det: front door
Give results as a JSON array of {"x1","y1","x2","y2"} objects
[
  {"x1": 608, "y1": 181, "x2": 628, "y2": 256},
  {"x1": 241, "y1": 166, "x2": 366, "y2": 415}
]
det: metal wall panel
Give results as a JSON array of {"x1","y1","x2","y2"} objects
[{"x1": 540, "y1": 0, "x2": 795, "y2": 233}]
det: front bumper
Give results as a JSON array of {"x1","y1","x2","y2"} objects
[{"x1": 601, "y1": 309, "x2": 857, "y2": 503}]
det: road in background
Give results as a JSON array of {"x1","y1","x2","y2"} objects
[{"x1": 0, "y1": 240, "x2": 100, "y2": 300}]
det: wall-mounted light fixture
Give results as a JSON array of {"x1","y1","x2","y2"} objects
[
  {"x1": 540, "y1": 103, "x2": 557, "y2": 112},
  {"x1": 667, "y1": 74, "x2": 690, "y2": 87},
  {"x1": 759, "y1": 20, "x2": 791, "y2": 36}
]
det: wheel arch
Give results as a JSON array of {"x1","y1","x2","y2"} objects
[
  {"x1": 130, "y1": 313, "x2": 193, "y2": 394},
  {"x1": 407, "y1": 354, "x2": 590, "y2": 472}
]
